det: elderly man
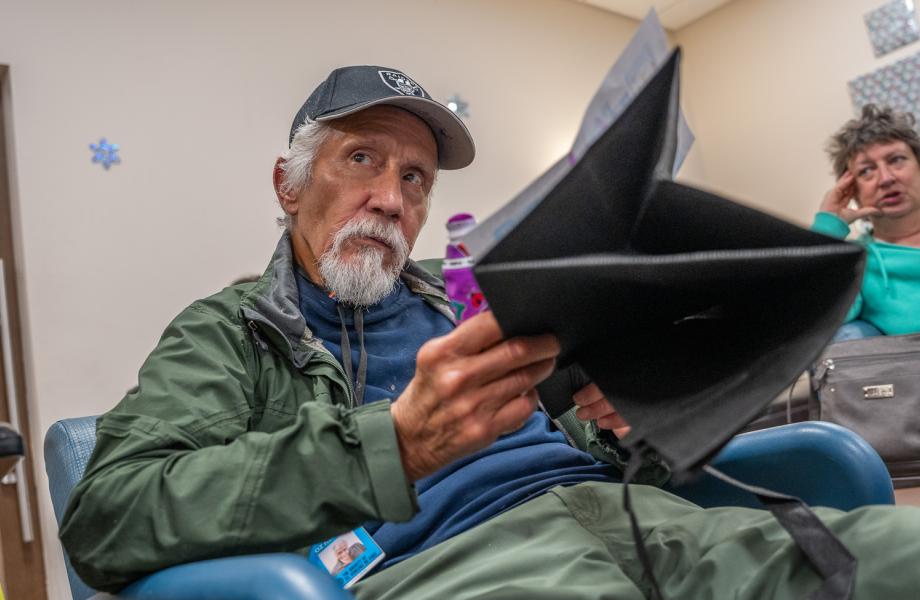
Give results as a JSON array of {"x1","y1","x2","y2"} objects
[{"x1": 62, "y1": 66, "x2": 920, "y2": 599}]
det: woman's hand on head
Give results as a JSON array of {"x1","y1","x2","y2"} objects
[{"x1": 820, "y1": 171, "x2": 881, "y2": 224}]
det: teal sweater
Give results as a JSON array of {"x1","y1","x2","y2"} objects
[{"x1": 812, "y1": 211, "x2": 920, "y2": 335}]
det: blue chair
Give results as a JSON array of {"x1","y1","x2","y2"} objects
[
  {"x1": 45, "y1": 417, "x2": 894, "y2": 600},
  {"x1": 45, "y1": 417, "x2": 349, "y2": 600},
  {"x1": 832, "y1": 319, "x2": 883, "y2": 343},
  {"x1": 668, "y1": 421, "x2": 894, "y2": 510},
  {"x1": 0, "y1": 422, "x2": 24, "y2": 478}
]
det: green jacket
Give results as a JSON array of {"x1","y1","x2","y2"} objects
[
  {"x1": 60, "y1": 232, "x2": 663, "y2": 592},
  {"x1": 812, "y1": 211, "x2": 920, "y2": 335}
]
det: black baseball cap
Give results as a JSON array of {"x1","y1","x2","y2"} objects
[{"x1": 289, "y1": 65, "x2": 475, "y2": 170}]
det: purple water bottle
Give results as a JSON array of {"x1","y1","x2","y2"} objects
[{"x1": 444, "y1": 213, "x2": 489, "y2": 322}]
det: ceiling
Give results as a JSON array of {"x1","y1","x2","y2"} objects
[{"x1": 573, "y1": 0, "x2": 738, "y2": 30}]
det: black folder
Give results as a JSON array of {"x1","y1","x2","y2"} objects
[{"x1": 473, "y1": 48, "x2": 865, "y2": 482}]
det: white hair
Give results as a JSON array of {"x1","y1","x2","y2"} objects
[{"x1": 277, "y1": 119, "x2": 333, "y2": 228}]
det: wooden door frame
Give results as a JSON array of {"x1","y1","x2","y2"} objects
[{"x1": 0, "y1": 63, "x2": 48, "y2": 600}]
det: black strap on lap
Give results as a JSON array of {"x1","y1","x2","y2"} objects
[
  {"x1": 622, "y1": 452, "x2": 856, "y2": 600},
  {"x1": 702, "y1": 465, "x2": 856, "y2": 600},
  {"x1": 623, "y1": 453, "x2": 665, "y2": 600}
]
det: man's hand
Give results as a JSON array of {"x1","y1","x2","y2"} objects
[
  {"x1": 819, "y1": 171, "x2": 880, "y2": 224},
  {"x1": 391, "y1": 312, "x2": 560, "y2": 482},
  {"x1": 573, "y1": 383, "x2": 631, "y2": 439}
]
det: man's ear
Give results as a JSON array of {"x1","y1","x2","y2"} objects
[{"x1": 273, "y1": 157, "x2": 298, "y2": 216}]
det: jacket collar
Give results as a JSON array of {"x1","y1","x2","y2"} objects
[{"x1": 240, "y1": 230, "x2": 453, "y2": 368}]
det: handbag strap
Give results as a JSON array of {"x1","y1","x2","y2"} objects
[{"x1": 622, "y1": 452, "x2": 856, "y2": 599}]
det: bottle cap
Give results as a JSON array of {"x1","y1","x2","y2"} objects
[{"x1": 446, "y1": 213, "x2": 477, "y2": 241}]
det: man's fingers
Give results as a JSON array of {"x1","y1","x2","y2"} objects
[
  {"x1": 430, "y1": 313, "x2": 561, "y2": 383},
  {"x1": 493, "y1": 389, "x2": 539, "y2": 435},
  {"x1": 573, "y1": 383, "x2": 605, "y2": 407},
  {"x1": 575, "y1": 396, "x2": 631, "y2": 439},
  {"x1": 573, "y1": 383, "x2": 629, "y2": 426},
  {"x1": 597, "y1": 415, "x2": 632, "y2": 439},
  {"x1": 575, "y1": 398, "x2": 625, "y2": 424},
  {"x1": 471, "y1": 358, "x2": 557, "y2": 416},
  {"x1": 396, "y1": 312, "x2": 562, "y2": 481},
  {"x1": 444, "y1": 311, "x2": 507, "y2": 354},
  {"x1": 457, "y1": 333, "x2": 560, "y2": 390},
  {"x1": 593, "y1": 409, "x2": 629, "y2": 430},
  {"x1": 420, "y1": 323, "x2": 559, "y2": 397},
  {"x1": 575, "y1": 398, "x2": 607, "y2": 421}
]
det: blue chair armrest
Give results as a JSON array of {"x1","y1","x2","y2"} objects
[
  {"x1": 669, "y1": 421, "x2": 895, "y2": 511},
  {"x1": 45, "y1": 417, "x2": 101, "y2": 600},
  {"x1": 116, "y1": 553, "x2": 352, "y2": 600}
]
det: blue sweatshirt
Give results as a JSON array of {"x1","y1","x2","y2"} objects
[{"x1": 296, "y1": 270, "x2": 617, "y2": 569}]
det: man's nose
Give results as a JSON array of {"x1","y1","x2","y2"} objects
[{"x1": 367, "y1": 171, "x2": 404, "y2": 220}]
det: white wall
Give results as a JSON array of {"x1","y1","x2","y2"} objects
[
  {"x1": 0, "y1": 0, "x2": 642, "y2": 596},
  {"x1": 674, "y1": 0, "x2": 920, "y2": 224}
]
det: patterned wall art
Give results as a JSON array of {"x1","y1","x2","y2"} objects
[
  {"x1": 849, "y1": 50, "x2": 920, "y2": 115},
  {"x1": 865, "y1": 0, "x2": 920, "y2": 57}
]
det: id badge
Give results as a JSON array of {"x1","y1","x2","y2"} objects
[{"x1": 308, "y1": 526, "x2": 385, "y2": 589}]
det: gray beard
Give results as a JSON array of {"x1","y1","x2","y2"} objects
[{"x1": 317, "y1": 218, "x2": 410, "y2": 307}]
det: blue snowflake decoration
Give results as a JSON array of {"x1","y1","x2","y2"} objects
[
  {"x1": 446, "y1": 94, "x2": 470, "y2": 119},
  {"x1": 89, "y1": 138, "x2": 121, "y2": 170}
]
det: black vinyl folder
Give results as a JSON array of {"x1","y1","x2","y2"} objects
[{"x1": 474, "y1": 49, "x2": 865, "y2": 482}]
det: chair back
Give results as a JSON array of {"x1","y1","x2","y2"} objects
[
  {"x1": 0, "y1": 423, "x2": 24, "y2": 478},
  {"x1": 44, "y1": 416, "x2": 100, "y2": 600}
]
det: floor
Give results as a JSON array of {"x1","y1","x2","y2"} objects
[{"x1": 894, "y1": 486, "x2": 920, "y2": 507}]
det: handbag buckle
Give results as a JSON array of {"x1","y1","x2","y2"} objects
[{"x1": 862, "y1": 384, "x2": 894, "y2": 399}]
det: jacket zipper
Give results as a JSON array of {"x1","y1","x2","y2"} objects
[
  {"x1": 248, "y1": 320, "x2": 357, "y2": 409},
  {"x1": 313, "y1": 352, "x2": 358, "y2": 409}
]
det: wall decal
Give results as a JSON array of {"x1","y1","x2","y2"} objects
[
  {"x1": 849, "y1": 50, "x2": 920, "y2": 115},
  {"x1": 865, "y1": 0, "x2": 920, "y2": 57},
  {"x1": 89, "y1": 138, "x2": 121, "y2": 170}
]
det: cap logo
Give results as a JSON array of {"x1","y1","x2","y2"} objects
[{"x1": 379, "y1": 70, "x2": 425, "y2": 97}]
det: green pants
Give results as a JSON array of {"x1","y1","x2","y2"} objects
[{"x1": 354, "y1": 482, "x2": 920, "y2": 599}]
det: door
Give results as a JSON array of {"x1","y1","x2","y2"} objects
[{"x1": 0, "y1": 64, "x2": 48, "y2": 600}]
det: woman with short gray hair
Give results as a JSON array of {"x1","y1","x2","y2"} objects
[{"x1": 814, "y1": 104, "x2": 920, "y2": 339}]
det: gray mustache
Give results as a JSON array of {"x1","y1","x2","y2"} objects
[{"x1": 335, "y1": 219, "x2": 409, "y2": 257}]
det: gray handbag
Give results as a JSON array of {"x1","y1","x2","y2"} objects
[{"x1": 811, "y1": 333, "x2": 920, "y2": 487}]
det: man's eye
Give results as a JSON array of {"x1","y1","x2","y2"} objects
[
  {"x1": 352, "y1": 153, "x2": 370, "y2": 164},
  {"x1": 403, "y1": 172, "x2": 422, "y2": 185}
]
